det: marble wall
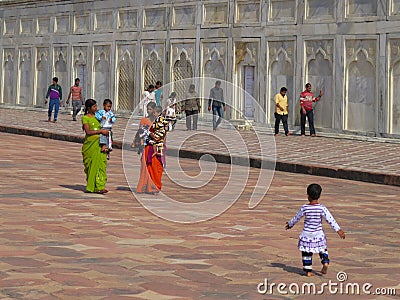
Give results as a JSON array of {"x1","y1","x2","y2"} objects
[{"x1": 1, "y1": 0, "x2": 400, "y2": 137}]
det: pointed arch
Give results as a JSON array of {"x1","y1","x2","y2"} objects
[
  {"x1": 143, "y1": 51, "x2": 163, "y2": 91},
  {"x1": 173, "y1": 51, "x2": 194, "y2": 100},
  {"x1": 270, "y1": 47, "x2": 292, "y2": 65},
  {"x1": 348, "y1": 48, "x2": 375, "y2": 67},
  {"x1": 118, "y1": 51, "x2": 135, "y2": 111}
]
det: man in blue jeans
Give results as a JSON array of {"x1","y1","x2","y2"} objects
[
  {"x1": 208, "y1": 80, "x2": 226, "y2": 131},
  {"x1": 45, "y1": 77, "x2": 63, "y2": 123}
]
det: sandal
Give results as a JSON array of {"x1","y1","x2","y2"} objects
[{"x1": 97, "y1": 189, "x2": 108, "y2": 194}]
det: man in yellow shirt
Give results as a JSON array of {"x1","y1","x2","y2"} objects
[{"x1": 274, "y1": 87, "x2": 291, "y2": 136}]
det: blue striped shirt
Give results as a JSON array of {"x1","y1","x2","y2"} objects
[{"x1": 288, "y1": 204, "x2": 340, "y2": 233}]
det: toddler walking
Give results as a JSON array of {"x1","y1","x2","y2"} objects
[
  {"x1": 285, "y1": 183, "x2": 345, "y2": 277},
  {"x1": 95, "y1": 99, "x2": 116, "y2": 159}
]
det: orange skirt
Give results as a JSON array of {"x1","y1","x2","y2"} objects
[{"x1": 136, "y1": 145, "x2": 163, "y2": 193}]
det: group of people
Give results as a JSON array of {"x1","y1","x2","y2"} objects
[
  {"x1": 45, "y1": 76, "x2": 345, "y2": 278},
  {"x1": 45, "y1": 77, "x2": 84, "y2": 123},
  {"x1": 140, "y1": 80, "x2": 226, "y2": 132},
  {"x1": 274, "y1": 83, "x2": 323, "y2": 137}
]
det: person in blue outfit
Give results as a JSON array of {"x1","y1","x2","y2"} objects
[
  {"x1": 208, "y1": 80, "x2": 226, "y2": 131},
  {"x1": 95, "y1": 99, "x2": 116, "y2": 160},
  {"x1": 154, "y1": 81, "x2": 163, "y2": 107},
  {"x1": 45, "y1": 77, "x2": 63, "y2": 123}
]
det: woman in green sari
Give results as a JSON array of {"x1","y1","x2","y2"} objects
[{"x1": 81, "y1": 99, "x2": 110, "y2": 194}]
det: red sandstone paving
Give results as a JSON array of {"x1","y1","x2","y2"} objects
[{"x1": 0, "y1": 132, "x2": 399, "y2": 299}]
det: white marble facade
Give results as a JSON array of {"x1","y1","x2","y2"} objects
[{"x1": 1, "y1": 0, "x2": 400, "y2": 138}]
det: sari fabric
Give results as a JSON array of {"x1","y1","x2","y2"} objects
[
  {"x1": 136, "y1": 117, "x2": 159, "y2": 193},
  {"x1": 146, "y1": 145, "x2": 164, "y2": 191},
  {"x1": 82, "y1": 115, "x2": 107, "y2": 192}
]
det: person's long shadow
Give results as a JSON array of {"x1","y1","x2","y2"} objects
[
  {"x1": 60, "y1": 184, "x2": 86, "y2": 192},
  {"x1": 269, "y1": 263, "x2": 305, "y2": 276}
]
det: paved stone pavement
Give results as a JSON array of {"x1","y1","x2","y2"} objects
[
  {"x1": 1, "y1": 107, "x2": 400, "y2": 186},
  {"x1": 0, "y1": 132, "x2": 399, "y2": 299}
]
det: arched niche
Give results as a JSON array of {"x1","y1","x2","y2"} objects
[
  {"x1": 308, "y1": 51, "x2": 333, "y2": 128},
  {"x1": 269, "y1": 49, "x2": 293, "y2": 124},
  {"x1": 173, "y1": 51, "x2": 194, "y2": 102},
  {"x1": 204, "y1": 50, "x2": 225, "y2": 80},
  {"x1": 3, "y1": 55, "x2": 15, "y2": 104},
  {"x1": 144, "y1": 51, "x2": 163, "y2": 91},
  {"x1": 390, "y1": 61, "x2": 400, "y2": 133},
  {"x1": 19, "y1": 53, "x2": 32, "y2": 105},
  {"x1": 94, "y1": 52, "x2": 110, "y2": 101},
  {"x1": 55, "y1": 52, "x2": 67, "y2": 100},
  {"x1": 118, "y1": 52, "x2": 135, "y2": 111},
  {"x1": 36, "y1": 53, "x2": 48, "y2": 106},
  {"x1": 346, "y1": 50, "x2": 376, "y2": 132}
]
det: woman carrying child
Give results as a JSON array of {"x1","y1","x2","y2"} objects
[
  {"x1": 136, "y1": 102, "x2": 159, "y2": 194},
  {"x1": 81, "y1": 99, "x2": 110, "y2": 194}
]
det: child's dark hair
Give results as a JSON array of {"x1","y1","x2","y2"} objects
[
  {"x1": 53, "y1": 77, "x2": 58, "y2": 83},
  {"x1": 103, "y1": 99, "x2": 112, "y2": 106},
  {"x1": 280, "y1": 87, "x2": 287, "y2": 92},
  {"x1": 155, "y1": 105, "x2": 163, "y2": 114},
  {"x1": 307, "y1": 184, "x2": 322, "y2": 200},
  {"x1": 84, "y1": 98, "x2": 96, "y2": 115},
  {"x1": 147, "y1": 101, "x2": 156, "y2": 109},
  {"x1": 170, "y1": 92, "x2": 176, "y2": 98}
]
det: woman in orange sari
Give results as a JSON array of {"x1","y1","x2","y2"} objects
[{"x1": 136, "y1": 102, "x2": 162, "y2": 193}]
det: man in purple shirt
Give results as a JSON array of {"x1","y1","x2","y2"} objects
[{"x1": 45, "y1": 77, "x2": 63, "y2": 123}]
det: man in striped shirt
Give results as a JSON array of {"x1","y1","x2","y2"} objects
[
  {"x1": 286, "y1": 183, "x2": 345, "y2": 276},
  {"x1": 299, "y1": 83, "x2": 323, "y2": 137},
  {"x1": 66, "y1": 78, "x2": 83, "y2": 121}
]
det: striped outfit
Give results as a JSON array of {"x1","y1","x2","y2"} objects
[{"x1": 287, "y1": 203, "x2": 341, "y2": 272}]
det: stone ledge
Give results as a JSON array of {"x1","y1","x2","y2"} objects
[{"x1": 1, "y1": 124, "x2": 399, "y2": 187}]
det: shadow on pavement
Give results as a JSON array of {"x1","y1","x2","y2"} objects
[
  {"x1": 269, "y1": 262, "x2": 305, "y2": 276},
  {"x1": 116, "y1": 186, "x2": 134, "y2": 192},
  {"x1": 60, "y1": 184, "x2": 86, "y2": 192}
]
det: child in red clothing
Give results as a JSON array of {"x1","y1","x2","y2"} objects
[{"x1": 300, "y1": 83, "x2": 323, "y2": 137}]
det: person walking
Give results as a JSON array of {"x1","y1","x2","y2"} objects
[
  {"x1": 184, "y1": 84, "x2": 201, "y2": 130},
  {"x1": 136, "y1": 102, "x2": 161, "y2": 194},
  {"x1": 66, "y1": 78, "x2": 83, "y2": 121},
  {"x1": 300, "y1": 83, "x2": 323, "y2": 137},
  {"x1": 45, "y1": 77, "x2": 62, "y2": 123},
  {"x1": 285, "y1": 183, "x2": 345, "y2": 277},
  {"x1": 274, "y1": 87, "x2": 291, "y2": 136},
  {"x1": 208, "y1": 80, "x2": 226, "y2": 131}
]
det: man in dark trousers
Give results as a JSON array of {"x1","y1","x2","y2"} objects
[
  {"x1": 300, "y1": 83, "x2": 322, "y2": 137},
  {"x1": 45, "y1": 77, "x2": 63, "y2": 123},
  {"x1": 208, "y1": 80, "x2": 226, "y2": 131}
]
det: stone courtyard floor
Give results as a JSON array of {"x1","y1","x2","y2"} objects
[{"x1": 0, "y1": 132, "x2": 399, "y2": 299}]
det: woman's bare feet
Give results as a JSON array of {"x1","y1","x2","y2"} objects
[
  {"x1": 306, "y1": 271, "x2": 314, "y2": 277},
  {"x1": 321, "y1": 263, "x2": 329, "y2": 274}
]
